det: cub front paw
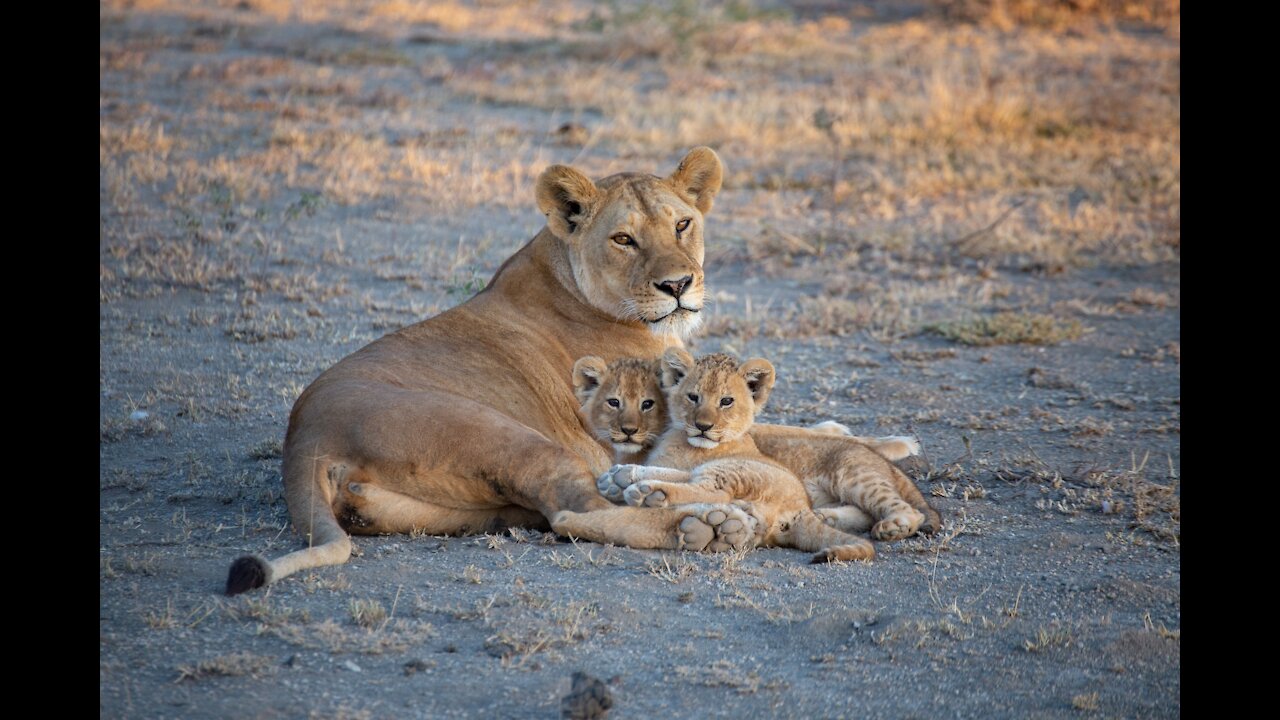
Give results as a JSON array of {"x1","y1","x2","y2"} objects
[
  {"x1": 596, "y1": 464, "x2": 640, "y2": 503},
  {"x1": 623, "y1": 482, "x2": 668, "y2": 508}
]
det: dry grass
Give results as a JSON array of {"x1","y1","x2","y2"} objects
[
  {"x1": 176, "y1": 652, "x2": 276, "y2": 683},
  {"x1": 1071, "y1": 691, "x2": 1101, "y2": 712},
  {"x1": 928, "y1": 313, "x2": 1085, "y2": 346}
]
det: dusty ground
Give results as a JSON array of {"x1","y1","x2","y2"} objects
[{"x1": 100, "y1": 1, "x2": 1179, "y2": 717}]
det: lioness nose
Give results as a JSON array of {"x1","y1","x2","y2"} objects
[
  {"x1": 621, "y1": 426, "x2": 638, "y2": 435},
  {"x1": 656, "y1": 275, "x2": 693, "y2": 299},
  {"x1": 695, "y1": 421, "x2": 713, "y2": 432}
]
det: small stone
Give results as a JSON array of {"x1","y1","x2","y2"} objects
[
  {"x1": 130, "y1": 410, "x2": 149, "y2": 421},
  {"x1": 342, "y1": 660, "x2": 362, "y2": 673}
]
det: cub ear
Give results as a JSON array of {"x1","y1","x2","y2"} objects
[
  {"x1": 739, "y1": 358, "x2": 776, "y2": 408},
  {"x1": 667, "y1": 146, "x2": 723, "y2": 216},
  {"x1": 661, "y1": 347, "x2": 695, "y2": 389},
  {"x1": 572, "y1": 356, "x2": 608, "y2": 404},
  {"x1": 536, "y1": 165, "x2": 600, "y2": 240}
]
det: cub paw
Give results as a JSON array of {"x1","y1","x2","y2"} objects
[
  {"x1": 875, "y1": 435, "x2": 921, "y2": 461},
  {"x1": 871, "y1": 509, "x2": 925, "y2": 541},
  {"x1": 623, "y1": 482, "x2": 668, "y2": 508},
  {"x1": 677, "y1": 505, "x2": 759, "y2": 552},
  {"x1": 810, "y1": 420, "x2": 852, "y2": 436},
  {"x1": 810, "y1": 542, "x2": 875, "y2": 564},
  {"x1": 596, "y1": 464, "x2": 641, "y2": 503}
]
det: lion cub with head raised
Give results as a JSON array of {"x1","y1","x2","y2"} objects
[{"x1": 573, "y1": 356, "x2": 667, "y2": 466}]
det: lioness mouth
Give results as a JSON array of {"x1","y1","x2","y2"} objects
[
  {"x1": 687, "y1": 436, "x2": 719, "y2": 449},
  {"x1": 650, "y1": 305, "x2": 701, "y2": 323}
]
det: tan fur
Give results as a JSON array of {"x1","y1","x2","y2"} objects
[
  {"x1": 573, "y1": 356, "x2": 669, "y2": 465},
  {"x1": 578, "y1": 352, "x2": 942, "y2": 561},
  {"x1": 229, "y1": 148, "x2": 769, "y2": 593}
]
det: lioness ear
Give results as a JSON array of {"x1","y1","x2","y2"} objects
[
  {"x1": 661, "y1": 347, "x2": 695, "y2": 389},
  {"x1": 668, "y1": 146, "x2": 723, "y2": 216},
  {"x1": 536, "y1": 165, "x2": 600, "y2": 239},
  {"x1": 572, "y1": 356, "x2": 608, "y2": 404},
  {"x1": 739, "y1": 358, "x2": 776, "y2": 408}
]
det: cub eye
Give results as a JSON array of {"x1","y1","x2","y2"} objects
[
  {"x1": 611, "y1": 233, "x2": 635, "y2": 247},
  {"x1": 606, "y1": 398, "x2": 621, "y2": 408},
  {"x1": 675, "y1": 218, "x2": 691, "y2": 236},
  {"x1": 687, "y1": 393, "x2": 700, "y2": 403},
  {"x1": 641, "y1": 399, "x2": 655, "y2": 411},
  {"x1": 720, "y1": 397, "x2": 734, "y2": 407}
]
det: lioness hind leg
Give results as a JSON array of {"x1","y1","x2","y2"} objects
[{"x1": 339, "y1": 481, "x2": 547, "y2": 535}]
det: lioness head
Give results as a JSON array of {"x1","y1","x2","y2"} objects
[
  {"x1": 535, "y1": 147, "x2": 723, "y2": 339},
  {"x1": 573, "y1": 355, "x2": 668, "y2": 456},
  {"x1": 660, "y1": 348, "x2": 776, "y2": 450}
]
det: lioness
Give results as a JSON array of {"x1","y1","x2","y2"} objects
[{"x1": 226, "y1": 148, "x2": 929, "y2": 593}]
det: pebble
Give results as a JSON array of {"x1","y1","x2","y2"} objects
[
  {"x1": 129, "y1": 410, "x2": 149, "y2": 421},
  {"x1": 343, "y1": 660, "x2": 363, "y2": 673}
]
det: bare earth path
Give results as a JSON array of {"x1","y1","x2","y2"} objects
[{"x1": 101, "y1": 2, "x2": 1179, "y2": 717}]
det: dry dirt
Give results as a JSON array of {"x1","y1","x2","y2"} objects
[{"x1": 100, "y1": 2, "x2": 1179, "y2": 717}]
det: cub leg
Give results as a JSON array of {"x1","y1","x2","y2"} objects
[
  {"x1": 812, "y1": 504, "x2": 874, "y2": 533},
  {"x1": 773, "y1": 510, "x2": 875, "y2": 563},
  {"x1": 830, "y1": 461, "x2": 926, "y2": 541},
  {"x1": 598, "y1": 465, "x2": 692, "y2": 503}
]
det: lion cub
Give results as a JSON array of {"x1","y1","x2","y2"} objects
[
  {"x1": 589, "y1": 350, "x2": 941, "y2": 559},
  {"x1": 573, "y1": 356, "x2": 668, "y2": 465},
  {"x1": 596, "y1": 350, "x2": 881, "y2": 561}
]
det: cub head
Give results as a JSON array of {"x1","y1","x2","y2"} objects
[
  {"x1": 573, "y1": 355, "x2": 669, "y2": 456},
  {"x1": 535, "y1": 147, "x2": 723, "y2": 340},
  {"x1": 660, "y1": 348, "x2": 776, "y2": 450}
]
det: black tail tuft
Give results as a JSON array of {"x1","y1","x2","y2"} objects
[{"x1": 226, "y1": 555, "x2": 269, "y2": 596}]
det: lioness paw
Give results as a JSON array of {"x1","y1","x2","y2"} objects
[
  {"x1": 677, "y1": 505, "x2": 759, "y2": 552},
  {"x1": 623, "y1": 482, "x2": 668, "y2": 508},
  {"x1": 597, "y1": 464, "x2": 640, "y2": 503}
]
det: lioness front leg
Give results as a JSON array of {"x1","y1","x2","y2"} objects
[
  {"x1": 552, "y1": 503, "x2": 761, "y2": 552},
  {"x1": 598, "y1": 465, "x2": 691, "y2": 503}
]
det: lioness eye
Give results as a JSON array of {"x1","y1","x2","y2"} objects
[
  {"x1": 720, "y1": 397, "x2": 734, "y2": 407},
  {"x1": 641, "y1": 399, "x2": 655, "y2": 411},
  {"x1": 607, "y1": 398, "x2": 621, "y2": 408},
  {"x1": 611, "y1": 234, "x2": 635, "y2": 247},
  {"x1": 675, "y1": 218, "x2": 691, "y2": 235},
  {"x1": 687, "y1": 393, "x2": 700, "y2": 403}
]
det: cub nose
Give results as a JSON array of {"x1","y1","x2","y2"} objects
[
  {"x1": 655, "y1": 275, "x2": 693, "y2": 299},
  {"x1": 695, "y1": 421, "x2": 713, "y2": 432},
  {"x1": 621, "y1": 425, "x2": 638, "y2": 436}
]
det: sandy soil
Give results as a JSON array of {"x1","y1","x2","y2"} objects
[{"x1": 101, "y1": 2, "x2": 1179, "y2": 717}]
